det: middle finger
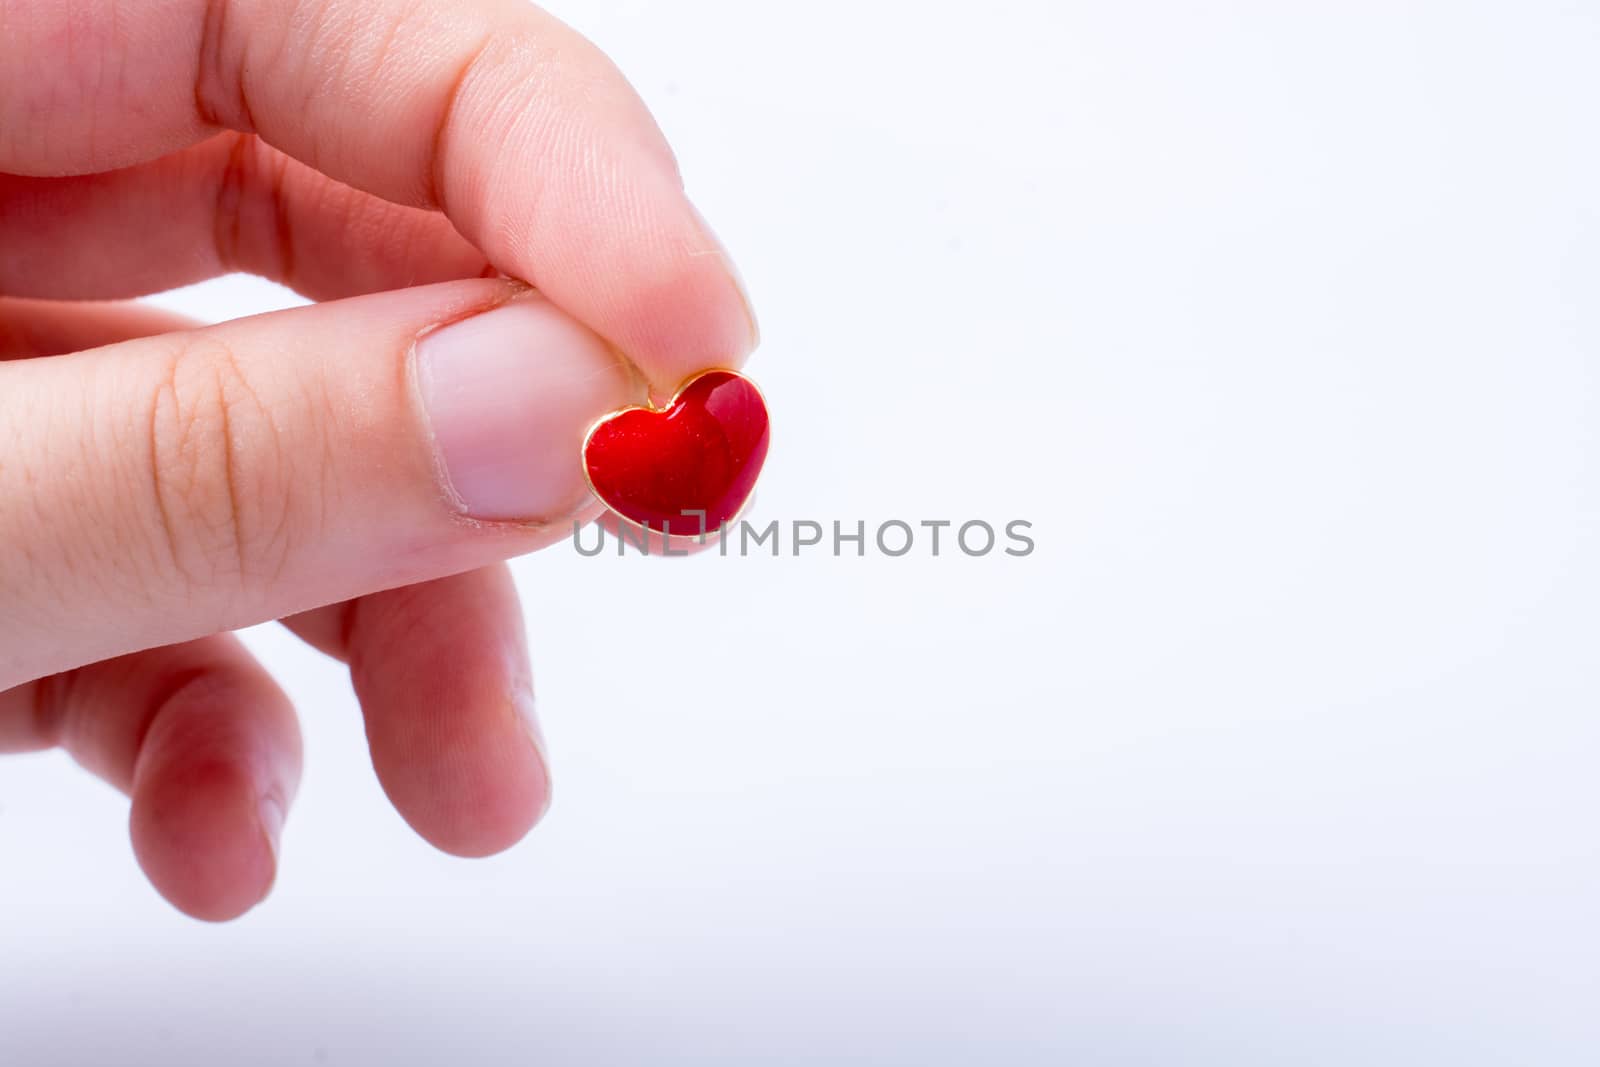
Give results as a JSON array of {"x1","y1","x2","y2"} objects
[{"x1": 0, "y1": 133, "x2": 495, "y2": 302}]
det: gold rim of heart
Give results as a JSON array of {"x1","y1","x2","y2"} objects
[{"x1": 579, "y1": 367, "x2": 768, "y2": 540}]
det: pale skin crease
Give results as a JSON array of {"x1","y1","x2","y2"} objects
[{"x1": 0, "y1": 0, "x2": 756, "y2": 920}]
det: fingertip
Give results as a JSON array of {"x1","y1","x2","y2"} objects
[
  {"x1": 686, "y1": 197, "x2": 760, "y2": 351},
  {"x1": 337, "y1": 568, "x2": 552, "y2": 859},
  {"x1": 598, "y1": 195, "x2": 759, "y2": 389},
  {"x1": 126, "y1": 671, "x2": 299, "y2": 922},
  {"x1": 130, "y1": 752, "x2": 280, "y2": 923},
  {"x1": 376, "y1": 686, "x2": 552, "y2": 859}
]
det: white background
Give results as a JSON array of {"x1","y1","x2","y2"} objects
[{"x1": 4, "y1": 0, "x2": 1599, "y2": 1062}]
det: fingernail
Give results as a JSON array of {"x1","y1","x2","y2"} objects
[
  {"x1": 257, "y1": 791, "x2": 286, "y2": 863},
  {"x1": 688, "y1": 201, "x2": 760, "y2": 349},
  {"x1": 416, "y1": 292, "x2": 639, "y2": 521},
  {"x1": 512, "y1": 688, "x2": 553, "y2": 822},
  {"x1": 512, "y1": 685, "x2": 547, "y2": 756}
]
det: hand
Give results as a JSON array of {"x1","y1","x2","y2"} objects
[{"x1": 0, "y1": 0, "x2": 756, "y2": 919}]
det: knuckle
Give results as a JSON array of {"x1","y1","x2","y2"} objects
[
  {"x1": 143, "y1": 335, "x2": 297, "y2": 591},
  {"x1": 194, "y1": 0, "x2": 246, "y2": 128},
  {"x1": 211, "y1": 133, "x2": 297, "y2": 280}
]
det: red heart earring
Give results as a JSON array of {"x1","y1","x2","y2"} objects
[{"x1": 582, "y1": 369, "x2": 770, "y2": 536}]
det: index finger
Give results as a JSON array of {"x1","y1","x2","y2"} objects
[{"x1": 0, "y1": 0, "x2": 756, "y2": 388}]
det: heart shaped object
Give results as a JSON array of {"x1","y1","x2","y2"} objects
[{"x1": 582, "y1": 370, "x2": 770, "y2": 536}]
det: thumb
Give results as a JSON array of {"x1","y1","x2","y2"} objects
[{"x1": 0, "y1": 280, "x2": 642, "y2": 688}]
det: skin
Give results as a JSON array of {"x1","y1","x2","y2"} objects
[{"x1": 0, "y1": 0, "x2": 756, "y2": 920}]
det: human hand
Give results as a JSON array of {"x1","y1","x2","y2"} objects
[{"x1": 0, "y1": 0, "x2": 756, "y2": 919}]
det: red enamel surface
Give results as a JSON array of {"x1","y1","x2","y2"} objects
[{"x1": 583, "y1": 370, "x2": 770, "y2": 535}]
